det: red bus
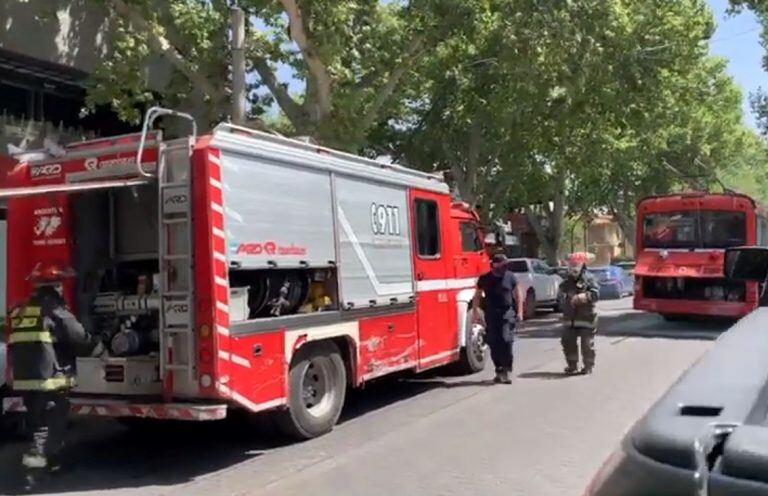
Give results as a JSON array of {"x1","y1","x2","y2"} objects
[{"x1": 634, "y1": 191, "x2": 768, "y2": 319}]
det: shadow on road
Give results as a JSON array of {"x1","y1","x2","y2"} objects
[
  {"x1": 0, "y1": 374, "x2": 451, "y2": 495},
  {"x1": 517, "y1": 371, "x2": 573, "y2": 380},
  {"x1": 517, "y1": 311, "x2": 730, "y2": 342}
]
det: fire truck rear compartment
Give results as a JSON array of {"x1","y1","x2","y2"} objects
[
  {"x1": 641, "y1": 276, "x2": 746, "y2": 302},
  {"x1": 69, "y1": 185, "x2": 340, "y2": 396},
  {"x1": 70, "y1": 186, "x2": 165, "y2": 395}
]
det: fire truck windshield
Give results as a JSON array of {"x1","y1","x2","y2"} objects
[{"x1": 642, "y1": 210, "x2": 746, "y2": 249}]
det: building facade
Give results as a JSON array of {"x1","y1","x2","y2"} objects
[
  {"x1": 0, "y1": 1, "x2": 135, "y2": 315},
  {"x1": 587, "y1": 215, "x2": 634, "y2": 266}
]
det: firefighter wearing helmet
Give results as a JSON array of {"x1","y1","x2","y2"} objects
[
  {"x1": 8, "y1": 263, "x2": 105, "y2": 483},
  {"x1": 558, "y1": 253, "x2": 600, "y2": 375}
]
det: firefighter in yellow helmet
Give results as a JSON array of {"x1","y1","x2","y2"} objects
[{"x1": 9, "y1": 263, "x2": 105, "y2": 483}]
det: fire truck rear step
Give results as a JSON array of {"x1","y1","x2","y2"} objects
[{"x1": 3, "y1": 397, "x2": 227, "y2": 421}]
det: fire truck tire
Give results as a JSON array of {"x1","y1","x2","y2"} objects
[
  {"x1": 277, "y1": 341, "x2": 347, "y2": 440},
  {"x1": 456, "y1": 309, "x2": 486, "y2": 374},
  {"x1": 524, "y1": 289, "x2": 536, "y2": 320}
]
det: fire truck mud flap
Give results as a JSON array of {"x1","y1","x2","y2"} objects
[
  {"x1": 3, "y1": 397, "x2": 227, "y2": 422},
  {"x1": 586, "y1": 308, "x2": 768, "y2": 495}
]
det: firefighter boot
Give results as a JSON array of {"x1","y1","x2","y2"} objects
[
  {"x1": 493, "y1": 368, "x2": 506, "y2": 384},
  {"x1": 500, "y1": 368, "x2": 513, "y2": 384}
]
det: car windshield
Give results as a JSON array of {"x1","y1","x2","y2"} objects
[
  {"x1": 588, "y1": 268, "x2": 611, "y2": 281},
  {"x1": 508, "y1": 260, "x2": 529, "y2": 272},
  {"x1": 642, "y1": 210, "x2": 746, "y2": 249}
]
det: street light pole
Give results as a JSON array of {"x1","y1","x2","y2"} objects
[{"x1": 230, "y1": 6, "x2": 246, "y2": 125}]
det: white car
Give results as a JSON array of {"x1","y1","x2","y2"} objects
[{"x1": 507, "y1": 258, "x2": 563, "y2": 319}]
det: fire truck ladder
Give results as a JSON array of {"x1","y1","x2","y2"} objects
[{"x1": 137, "y1": 107, "x2": 198, "y2": 393}]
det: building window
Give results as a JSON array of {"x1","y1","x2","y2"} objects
[{"x1": 415, "y1": 199, "x2": 440, "y2": 257}]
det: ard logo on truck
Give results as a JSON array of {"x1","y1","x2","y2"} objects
[
  {"x1": 167, "y1": 304, "x2": 189, "y2": 314},
  {"x1": 235, "y1": 242, "x2": 307, "y2": 256},
  {"x1": 31, "y1": 164, "x2": 62, "y2": 179},
  {"x1": 164, "y1": 194, "x2": 188, "y2": 206}
]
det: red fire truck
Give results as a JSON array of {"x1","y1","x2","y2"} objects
[
  {"x1": 2, "y1": 108, "x2": 489, "y2": 439},
  {"x1": 634, "y1": 191, "x2": 768, "y2": 320}
]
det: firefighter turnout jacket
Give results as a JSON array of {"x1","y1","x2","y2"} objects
[
  {"x1": 9, "y1": 297, "x2": 101, "y2": 391},
  {"x1": 559, "y1": 269, "x2": 600, "y2": 329}
]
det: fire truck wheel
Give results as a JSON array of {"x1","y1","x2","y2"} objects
[
  {"x1": 277, "y1": 341, "x2": 347, "y2": 440},
  {"x1": 524, "y1": 289, "x2": 536, "y2": 320},
  {"x1": 456, "y1": 309, "x2": 486, "y2": 374}
]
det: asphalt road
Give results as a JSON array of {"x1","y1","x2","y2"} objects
[{"x1": 0, "y1": 298, "x2": 727, "y2": 496}]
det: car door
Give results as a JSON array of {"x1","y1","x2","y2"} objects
[
  {"x1": 537, "y1": 260, "x2": 561, "y2": 300},
  {"x1": 619, "y1": 267, "x2": 633, "y2": 294},
  {"x1": 531, "y1": 260, "x2": 551, "y2": 300}
]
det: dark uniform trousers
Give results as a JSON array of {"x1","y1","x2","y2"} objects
[
  {"x1": 23, "y1": 391, "x2": 69, "y2": 462},
  {"x1": 561, "y1": 323, "x2": 596, "y2": 368},
  {"x1": 486, "y1": 309, "x2": 514, "y2": 370}
]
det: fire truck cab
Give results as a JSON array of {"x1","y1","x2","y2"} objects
[{"x1": 2, "y1": 108, "x2": 489, "y2": 439}]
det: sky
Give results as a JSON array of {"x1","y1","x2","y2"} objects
[{"x1": 707, "y1": 0, "x2": 767, "y2": 129}]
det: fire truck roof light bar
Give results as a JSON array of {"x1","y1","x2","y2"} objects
[
  {"x1": 0, "y1": 177, "x2": 152, "y2": 199},
  {"x1": 136, "y1": 107, "x2": 198, "y2": 178},
  {"x1": 213, "y1": 122, "x2": 443, "y2": 184}
]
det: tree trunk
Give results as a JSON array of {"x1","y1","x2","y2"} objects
[
  {"x1": 611, "y1": 205, "x2": 636, "y2": 253},
  {"x1": 524, "y1": 169, "x2": 567, "y2": 265}
]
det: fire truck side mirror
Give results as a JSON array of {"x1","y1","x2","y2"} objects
[{"x1": 725, "y1": 247, "x2": 768, "y2": 283}]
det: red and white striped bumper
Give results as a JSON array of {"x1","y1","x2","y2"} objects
[{"x1": 3, "y1": 397, "x2": 227, "y2": 421}]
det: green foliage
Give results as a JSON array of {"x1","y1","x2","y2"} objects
[
  {"x1": 30, "y1": 0, "x2": 763, "y2": 261},
  {"x1": 383, "y1": 0, "x2": 746, "y2": 261}
]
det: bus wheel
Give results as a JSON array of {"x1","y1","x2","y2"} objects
[
  {"x1": 276, "y1": 341, "x2": 347, "y2": 440},
  {"x1": 456, "y1": 309, "x2": 486, "y2": 374}
]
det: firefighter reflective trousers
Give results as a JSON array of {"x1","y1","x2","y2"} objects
[
  {"x1": 561, "y1": 325, "x2": 596, "y2": 368},
  {"x1": 486, "y1": 311, "x2": 514, "y2": 371},
  {"x1": 22, "y1": 391, "x2": 69, "y2": 467}
]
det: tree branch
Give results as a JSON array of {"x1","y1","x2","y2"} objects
[
  {"x1": 356, "y1": 38, "x2": 425, "y2": 138},
  {"x1": 525, "y1": 207, "x2": 548, "y2": 245},
  {"x1": 111, "y1": 0, "x2": 225, "y2": 104},
  {"x1": 279, "y1": 0, "x2": 333, "y2": 119},
  {"x1": 251, "y1": 57, "x2": 306, "y2": 128}
]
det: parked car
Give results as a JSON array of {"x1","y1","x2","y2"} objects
[
  {"x1": 613, "y1": 259, "x2": 636, "y2": 277},
  {"x1": 507, "y1": 258, "x2": 563, "y2": 318},
  {"x1": 587, "y1": 265, "x2": 634, "y2": 299}
]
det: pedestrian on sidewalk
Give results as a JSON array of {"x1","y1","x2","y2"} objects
[
  {"x1": 473, "y1": 254, "x2": 524, "y2": 384},
  {"x1": 559, "y1": 253, "x2": 600, "y2": 375}
]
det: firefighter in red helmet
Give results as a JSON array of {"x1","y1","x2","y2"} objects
[
  {"x1": 9, "y1": 263, "x2": 104, "y2": 485},
  {"x1": 558, "y1": 253, "x2": 600, "y2": 375}
]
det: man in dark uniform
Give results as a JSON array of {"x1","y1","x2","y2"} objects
[
  {"x1": 559, "y1": 253, "x2": 600, "y2": 375},
  {"x1": 473, "y1": 254, "x2": 524, "y2": 384},
  {"x1": 8, "y1": 263, "x2": 104, "y2": 483}
]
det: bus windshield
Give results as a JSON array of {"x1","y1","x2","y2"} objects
[{"x1": 642, "y1": 210, "x2": 746, "y2": 249}]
